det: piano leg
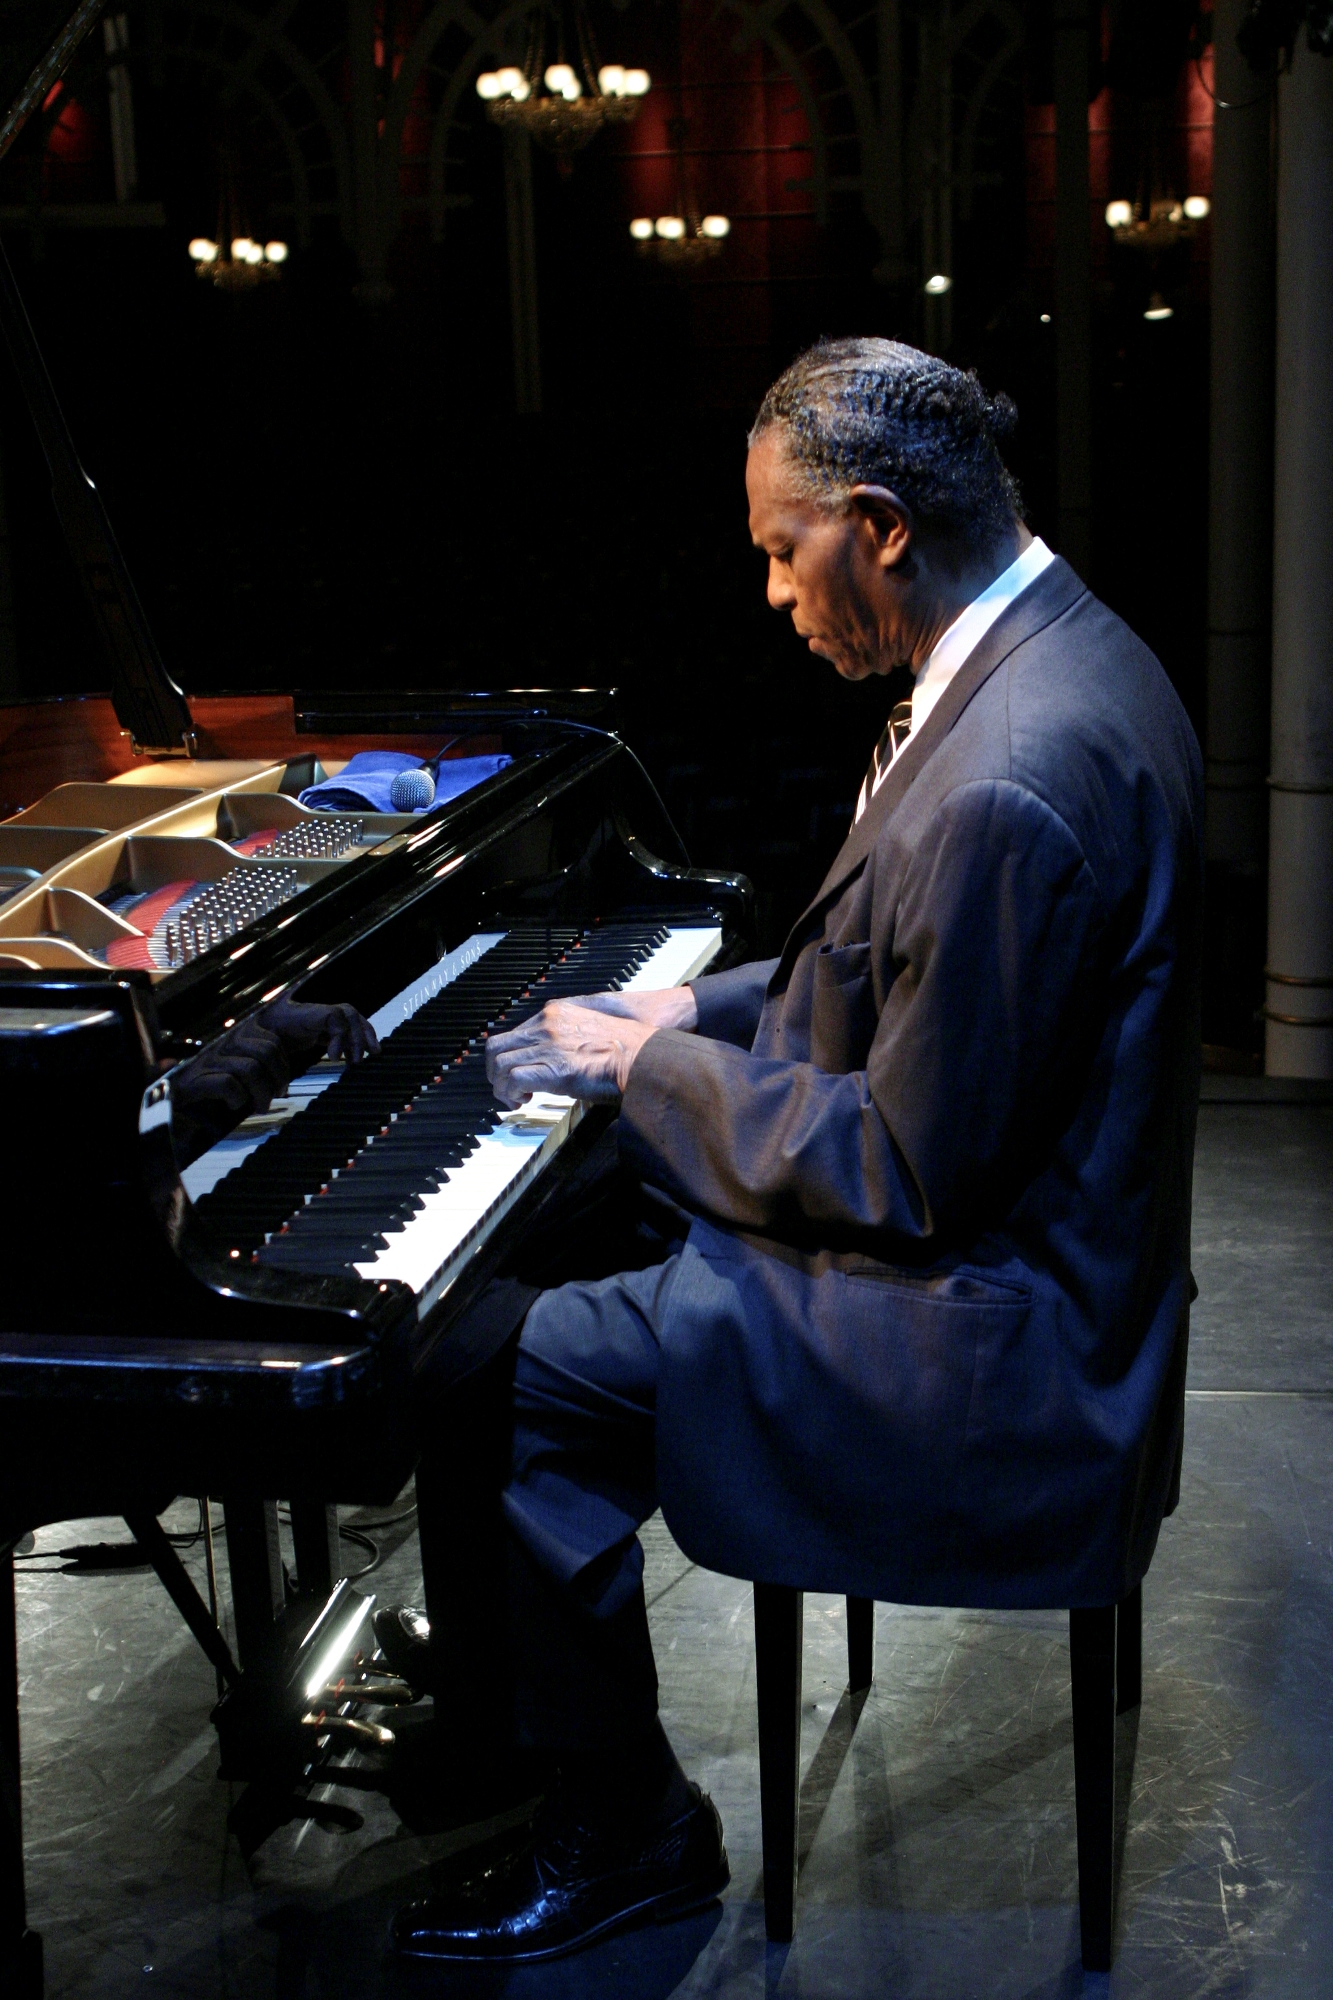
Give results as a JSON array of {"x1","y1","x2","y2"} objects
[
  {"x1": 222, "y1": 1500, "x2": 285, "y2": 1670},
  {"x1": 289, "y1": 1502, "x2": 341, "y2": 1601},
  {"x1": 0, "y1": 1550, "x2": 42, "y2": 1999}
]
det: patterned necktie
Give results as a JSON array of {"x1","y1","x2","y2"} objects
[{"x1": 855, "y1": 700, "x2": 914, "y2": 823}]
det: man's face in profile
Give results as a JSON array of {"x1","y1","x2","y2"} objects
[{"x1": 746, "y1": 428, "x2": 896, "y2": 682}]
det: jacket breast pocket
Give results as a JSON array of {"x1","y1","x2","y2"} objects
[{"x1": 810, "y1": 939, "x2": 877, "y2": 1074}]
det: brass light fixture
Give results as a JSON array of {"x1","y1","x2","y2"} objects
[
  {"x1": 1104, "y1": 193, "x2": 1209, "y2": 252},
  {"x1": 629, "y1": 210, "x2": 729, "y2": 265},
  {"x1": 188, "y1": 235, "x2": 287, "y2": 290},
  {"x1": 628, "y1": 115, "x2": 729, "y2": 267},
  {"x1": 476, "y1": 4, "x2": 648, "y2": 174},
  {"x1": 186, "y1": 129, "x2": 287, "y2": 290}
]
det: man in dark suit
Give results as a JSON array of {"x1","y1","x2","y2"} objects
[{"x1": 394, "y1": 337, "x2": 1203, "y2": 1963}]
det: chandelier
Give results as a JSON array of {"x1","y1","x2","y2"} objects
[
  {"x1": 629, "y1": 211, "x2": 729, "y2": 266},
  {"x1": 188, "y1": 235, "x2": 288, "y2": 290},
  {"x1": 476, "y1": 5, "x2": 649, "y2": 174},
  {"x1": 1104, "y1": 194, "x2": 1209, "y2": 253},
  {"x1": 186, "y1": 131, "x2": 287, "y2": 291},
  {"x1": 627, "y1": 115, "x2": 729, "y2": 267}
]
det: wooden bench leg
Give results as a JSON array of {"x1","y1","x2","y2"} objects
[
  {"x1": 846, "y1": 1597, "x2": 874, "y2": 1693},
  {"x1": 1116, "y1": 1582, "x2": 1142, "y2": 1714},
  {"x1": 754, "y1": 1583, "x2": 803, "y2": 1944},
  {"x1": 1070, "y1": 1603, "x2": 1117, "y2": 1973}
]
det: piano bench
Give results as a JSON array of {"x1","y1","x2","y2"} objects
[{"x1": 751, "y1": 1581, "x2": 1142, "y2": 1970}]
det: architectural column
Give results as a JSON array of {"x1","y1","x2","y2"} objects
[
  {"x1": 503, "y1": 127, "x2": 541, "y2": 416},
  {"x1": 1207, "y1": 0, "x2": 1274, "y2": 872},
  {"x1": 1267, "y1": 37, "x2": 1333, "y2": 1076},
  {"x1": 872, "y1": 0, "x2": 907, "y2": 284},
  {"x1": 1203, "y1": 0, "x2": 1274, "y2": 1052},
  {"x1": 1052, "y1": 0, "x2": 1092, "y2": 578},
  {"x1": 102, "y1": 14, "x2": 137, "y2": 204},
  {"x1": 346, "y1": 0, "x2": 391, "y2": 300}
]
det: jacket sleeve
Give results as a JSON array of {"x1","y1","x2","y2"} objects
[
  {"x1": 688, "y1": 958, "x2": 779, "y2": 1050},
  {"x1": 619, "y1": 781, "x2": 1107, "y2": 1248}
]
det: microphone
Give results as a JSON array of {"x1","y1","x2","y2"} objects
[{"x1": 389, "y1": 765, "x2": 436, "y2": 812}]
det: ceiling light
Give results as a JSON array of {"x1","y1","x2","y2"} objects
[{"x1": 923, "y1": 272, "x2": 952, "y2": 296}]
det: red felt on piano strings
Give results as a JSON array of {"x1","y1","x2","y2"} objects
[{"x1": 105, "y1": 879, "x2": 198, "y2": 968}]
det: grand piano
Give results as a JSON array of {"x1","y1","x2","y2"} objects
[{"x1": 0, "y1": 9, "x2": 750, "y2": 1993}]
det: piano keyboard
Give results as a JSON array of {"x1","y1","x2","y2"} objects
[{"x1": 191, "y1": 920, "x2": 722, "y2": 1317}]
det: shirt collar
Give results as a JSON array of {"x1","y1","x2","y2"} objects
[
  {"x1": 909, "y1": 536, "x2": 1055, "y2": 734},
  {"x1": 864, "y1": 535, "x2": 1057, "y2": 808}
]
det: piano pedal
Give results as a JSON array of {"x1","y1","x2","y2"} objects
[{"x1": 212, "y1": 1578, "x2": 397, "y2": 1788}]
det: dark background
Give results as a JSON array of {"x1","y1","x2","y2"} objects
[{"x1": 0, "y1": 1, "x2": 1219, "y2": 976}]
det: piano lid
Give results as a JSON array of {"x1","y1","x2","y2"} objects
[{"x1": 0, "y1": 1, "x2": 106, "y2": 167}]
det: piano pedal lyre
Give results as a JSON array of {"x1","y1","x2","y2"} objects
[{"x1": 209, "y1": 1575, "x2": 435, "y2": 1855}]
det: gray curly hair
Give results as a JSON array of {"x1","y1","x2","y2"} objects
[{"x1": 749, "y1": 336, "x2": 1023, "y2": 551}]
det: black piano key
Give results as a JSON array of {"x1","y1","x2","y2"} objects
[{"x1": 194, "y1": 921, "x2": 673, "y2": 1260}]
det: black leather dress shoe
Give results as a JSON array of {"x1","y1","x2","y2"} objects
[{"x1": 392, "y1": 1783, "x2": 729, "y2": 1961}]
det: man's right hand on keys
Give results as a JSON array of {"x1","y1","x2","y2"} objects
[{"x1": 559, "y1": 987, "x2": 699, "y2": 1032}]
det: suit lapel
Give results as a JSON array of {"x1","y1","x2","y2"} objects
[{"x1": 773, "y1": 555, "x2": 1088, "y2": 976}]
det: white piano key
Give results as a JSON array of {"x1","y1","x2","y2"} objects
[
  {"x1": 355, "y1": 1098, "x2": 582, "y2": 1311},
  {"x1": 620, "y1": 925, "x2": 722, "y2": 993}
]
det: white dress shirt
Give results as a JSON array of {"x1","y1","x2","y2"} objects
[{"x1": 864, "y1": 534, "x2": 1055, "y2": 810}]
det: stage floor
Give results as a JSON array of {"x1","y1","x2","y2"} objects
[{"x1": 14, "y1": 1077, "x2": 1333, "y2": 1997}]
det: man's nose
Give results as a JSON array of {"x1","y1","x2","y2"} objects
[{"x1": 767, "y1": 560, "x2": 795, "y2": 610}]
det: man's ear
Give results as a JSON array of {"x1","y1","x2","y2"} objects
[{"x1": 848, "y1": 485, "x2": 913, "y2": 568}]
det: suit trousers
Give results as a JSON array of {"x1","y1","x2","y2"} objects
[{"x1": 416, "y1": 1127, "x2": 687, "y2": 1785}]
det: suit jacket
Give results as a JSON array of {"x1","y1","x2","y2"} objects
[{"x1": 618, "y1": 557, "x2": 1203, "y2": 1608}]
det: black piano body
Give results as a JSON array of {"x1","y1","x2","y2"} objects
[
  {"x1": 0, "y1": 691, "x2": 750, "y2": 1999},
  {"x1": 0, "y1": 701, "x2": 751, "y2": 1530}
]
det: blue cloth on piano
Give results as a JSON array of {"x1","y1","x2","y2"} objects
[{"x1": 298, "y1": 750, "x2": 511, "y2": 814}]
